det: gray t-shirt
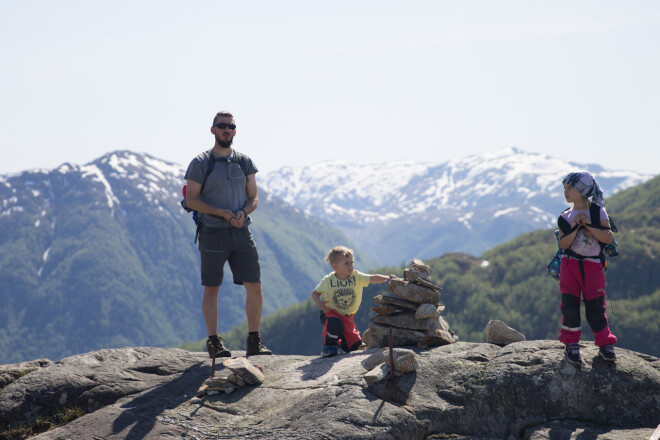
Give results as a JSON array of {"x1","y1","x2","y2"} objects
[{"x1": 184, "y1": 149, "x2": 258, "y2": 228}]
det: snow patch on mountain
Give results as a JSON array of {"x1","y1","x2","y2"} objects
[
  {"x1": 260, "y1": 147, "x2": 652, "y2": 229},
  {"x1": 82, "y1": 164, "x2": 120, "y2": 210}
]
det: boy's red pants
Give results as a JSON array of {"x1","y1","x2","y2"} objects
[
  {"x1": 322, "y1": 310, "x2": 362, "y2": 350},
  {"x1": 558, "y1": 258, "x2": 617, "y2": 347}
]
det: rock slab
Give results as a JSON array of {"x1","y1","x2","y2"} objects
[{"x1": 2, "y1": 342, "x2": 660, "y2": 440}]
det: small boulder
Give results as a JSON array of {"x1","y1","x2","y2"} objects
[
  {"x1": 486, "y1": 320, "x2": 525, "y2": 346},
  {"x1": 223, "y1": 357, "x2": 265, "y2": 385}
]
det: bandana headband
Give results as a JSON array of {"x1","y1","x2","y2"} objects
[{"x1": 562, "y1": 171, "x2": 605, "y2": 206}]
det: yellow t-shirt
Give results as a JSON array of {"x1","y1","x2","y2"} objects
[{"x1": 314, "y1": 270, "x2": 371, "y2": 316}]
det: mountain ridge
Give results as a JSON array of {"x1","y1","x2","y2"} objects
[{"x1": 260, "y1": 147, "x2": 653, "y2": 264}]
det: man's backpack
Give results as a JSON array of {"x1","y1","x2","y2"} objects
[{"x1": 546, "y1": 203, "x2": 619, "y2": 280}]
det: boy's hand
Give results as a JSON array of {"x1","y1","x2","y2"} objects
[{"x1": 319, "y1": 301, "x2": 332, "y2": 314}]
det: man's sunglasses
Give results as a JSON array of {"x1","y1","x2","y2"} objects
[{"x1": 214, "y1": 123, "x2": 236, "y2": 130}]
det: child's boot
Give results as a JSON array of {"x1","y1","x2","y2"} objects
[
  {"x1": 322, "y1": 344, "x2": 339, "y2": 358},
  {"x1": 598, "y1": 344, "x2": 617, "y2": 362},
  {"x1": 565, "y1": 343, "x2": 582, "y2": 366}
]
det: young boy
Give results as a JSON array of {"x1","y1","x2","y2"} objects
[{"x1": 311, "y1": 246, "x2": 393, "y2": 357}]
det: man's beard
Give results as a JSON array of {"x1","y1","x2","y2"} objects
[{"x1": 215, "y1": 135, "x2": 234, "y2": 148}]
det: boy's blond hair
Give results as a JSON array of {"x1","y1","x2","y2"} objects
[{"x1": 325, "y1": 246, "x2": 353, "y2": 265}]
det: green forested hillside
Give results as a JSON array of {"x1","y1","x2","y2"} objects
[{"x1": 188, "y1": 175, "x2": 660, "y2": 357}]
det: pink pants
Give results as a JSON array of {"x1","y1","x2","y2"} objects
[{"x1": 558, "y1": 257, "x2": 617, "y2": 347}]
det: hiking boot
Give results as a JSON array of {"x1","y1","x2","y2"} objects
[
  {"x1": 599, "y1": 344, "x2": 617, "y2": 362},
  {"x1": 565, "y1": 343, "x2": 582, "y2": 366},
  {"x1": 207, "y1": 335, "x2": 231, "y2": 358},
  {"x1": 246, "y1": 333, "x2": 272, "y2": 357},
  {"x1": 322, "y1": 345, "x2": 339, "y2": 358}
]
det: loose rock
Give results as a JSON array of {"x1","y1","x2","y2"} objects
[{"x1": 486, "y1": 319, "x2": 526, "y2": 345}]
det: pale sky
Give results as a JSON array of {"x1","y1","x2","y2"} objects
[{"x1": 1, "y1": 1, "x2": 659, "y2": 176}]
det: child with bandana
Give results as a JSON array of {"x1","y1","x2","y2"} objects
[{"x1": 557, "y1": 171, "x2": 617, "y2": 365}]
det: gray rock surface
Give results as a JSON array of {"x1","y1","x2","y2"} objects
[
  {"x1": 0, "y1": 358, "x2": 52, "y2": 389},
  {"x1": 2, "y1": 341, "x2": 660, "y2": 439}
]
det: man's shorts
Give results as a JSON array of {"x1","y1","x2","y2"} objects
[{"x1": 198, "y1": 226, "x2": 260, "y2": 287}]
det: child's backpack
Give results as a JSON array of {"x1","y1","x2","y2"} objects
[
  {"x1": 546, "y1": 203, "x2": 619, "y2": 280},
  {"x1": 547, "y1": 230, "x2": 563, "y2": 280}
]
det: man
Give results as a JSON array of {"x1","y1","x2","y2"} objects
[{"x1": 184, "y1": 111, "x2": 272, "y2": 357}]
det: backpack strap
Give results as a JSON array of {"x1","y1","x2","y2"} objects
[
  {"x1": 557, "y1": 208, "x2": 576, "y2": 236},
  {"x1": 194, "y1": 151, "x2": 218, "y2": 243},
  {"x1": 198, "y1": 151, "x2": 218, "y2": 196},
  {"x1": 232, "y1": 151, "x2": 251, "y2": 177},
  {"x1": 584, "y1": 202, "x2": 612, "y2": 271},
  {"x1": 588, "y1": 203, "x2": 608, "y2": 230},
  {"x1": 589, "y1": 203, "x2": 601, "y2": 226}
]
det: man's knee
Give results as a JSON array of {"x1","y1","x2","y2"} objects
[
  {"x1": 203, "y1": 286, "x2": 220, "y2": 298},
  {"x1": 244, "y1": 282, "x2": 262, "y2": 296}
]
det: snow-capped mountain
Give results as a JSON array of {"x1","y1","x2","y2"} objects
[{"x1": 260, "y1": 147, "x2": 654, "y2": 265}]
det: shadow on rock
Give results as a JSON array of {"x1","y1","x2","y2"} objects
[
  {"x1": 365, "y1": 371, "x2": 416, "y2": 406},
  {"x1": 111, "y1": 361, "x2": 209, "y2": 440},
  {"x1": 297, "y1": 356, "x2": 342, "y2": 380}
]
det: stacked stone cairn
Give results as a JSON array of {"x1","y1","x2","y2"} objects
[
  {"x1": 196, "y1": 357, "x2": 265, "y2": 397},
  {"x1": 364, "y1": 259, "x2": 458, "y2": 349}
]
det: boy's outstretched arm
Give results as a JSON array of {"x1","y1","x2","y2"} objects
[
  {"x1": 370, "y1": 274, "x2": 396, "y2": 284},
  {"x1": 311, "y1": 290, "x2": 332, "y2": 314}
]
